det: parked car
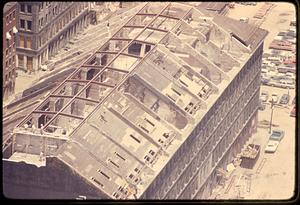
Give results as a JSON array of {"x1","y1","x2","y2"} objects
[
  {"x1": 279, "y1": 79, "x2": 295, "y2": 89},
  {"x1": 279, "y1": 94, "x2": 290, "y2": 104},
  {"x1": 277, "y1": 31, "x2": 287, "y2": 36},
  {"x1": 290, "y1": 20, "x2": 296, "y2": 26},
  {"x1": 260, "y1": 91, "x2": 269, "y2": 102},
  {"x1": 259, "y1": 100, "x2": 266, "y2": 111},
  {"x1": 269, "y1": 93, "x2": 279, "y2": 104},
  {"x1": 290, "y1": 105, "x2": 296, "y2": 117},
  {"x1": 261, "y1": 78, "x2": 270, "y2": 85},
  {"x1": 269, "y1": 129, "x2": 285, "y2": 141},
  {"x1": 265, "y1": 140, "x2": 280, "y2": 153},
  {"x1": 292, "y1": 97, "x2": 296, "y2": 105}
]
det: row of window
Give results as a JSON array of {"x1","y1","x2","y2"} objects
[
  {"x1": 5, "y1": 56, "x2": 16, "y2": 69},
  {"x1": 38, "y1": 3, "x2": 87, "y2": 48},
  {"x1": 4, "y1": 69, "x2": 16, "y2": 83},
  {"x1": 18, "y1": 55, "x2": 33, "y2": 70},
  {"x1": 20, "y1": 19, "x2": 32, "y2": 31},
  {"x1": 20, "y1": 4, "x2": 32, "y2": 13},
  {"x1": 6, "y1": 29, "x2": 16, "y2": 48},
  {"x1": 19, "y1": 35, "x2": 32, "y2": 49},
  {"x1": 5, "y1": 42, "x2": 15, "y2": 57},
  {"x1": 176, "y1": 87, "x2": 260, "y2": 199},
  {"x1": 5, "y1": 10, "x2": 16, "y2": 24}
]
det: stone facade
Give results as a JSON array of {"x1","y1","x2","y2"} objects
[{"x1": 16, "y1": 2, "x2": 90, "y2": 72}]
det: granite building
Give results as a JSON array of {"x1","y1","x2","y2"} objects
[
  {"x1": 3, "y1": 2, "x2": 18, "y2": 100},
  {"x1": 16, "y1": 2, "x2": 90, "y2": 72},
  {"x1": 4, "y1": 2, "x2": 267, "y2": 199}
]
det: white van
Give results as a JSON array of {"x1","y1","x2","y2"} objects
[
  {"x1": 239, "y1": 17, "x2": 249, "y2": 23},
  {"x1": 267, "y1": 56, "x2": 282, "y2": 63},
  {"x1": 279, "y1": 79, "x2": 295, "y2": 89}
]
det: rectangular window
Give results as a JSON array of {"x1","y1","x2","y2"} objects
[
  {"x1": 12, "y1": 11, "x2": 15, "y2": 19},
  {"x1": 18, "y1": 55, "x2": 24, "y2": 67},
  {"x1": 20, "y1": 4, "x2": 25, "y2": 12},
  {"x1": 27, "y1": 21, "x2": 32, "y2": 30},
  {"x1": 98, "y1": 170, "x2": 110, "y2": 180},
  {"x1": 27, "y1": 56, "x2": 33, "y2": 71},
  {"x1": 114, "y1": 152, "x2": 125, "y2": 161},
  {"x1": 27, "y1": 37, "x2": 32, "y2": 49},
  {"x1": 27, "y1": 5, "x2": 32, "y2": 13},
  {"x1": 130, "y1": 134, "x2": 141, "y2": 143},
  {"x1": 20, "y1": 19, "x2": 25, "y2": 29},
  {"x1": 90, "y1": 177, "x2": 104, "y2": 187},
  {"x1": 19, "y1": 35, "x2": 25, "y2": 47}
]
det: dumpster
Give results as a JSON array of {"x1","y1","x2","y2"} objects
[{"x1": 240, "y1": 144, "x2": 260, "y2": 169}]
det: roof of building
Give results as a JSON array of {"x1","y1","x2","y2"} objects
[
  {"x1": 3, "y1": 2, "x2": 17, "y2": 14},
  {"x1": 13, "y1": 2, "x2": 267, "y2": 199},
  {"x1": 198, "y1": 2, "x2": 228, "y2": 12}
]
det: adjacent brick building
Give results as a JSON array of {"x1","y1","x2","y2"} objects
[{"x1": 3, "y1": 2, "x2": 18, "y2": 100}]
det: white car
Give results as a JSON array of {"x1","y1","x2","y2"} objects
[
  {"x1": 265, "y1": 140, "x2": 279, "y2": 153},
  {"x1": 269, "y1": 93, "x2": 279, "y2": 103}
]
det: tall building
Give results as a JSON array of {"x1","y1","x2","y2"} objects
[
  {"x1": 3, "y1": 2, "x2": 267, "y2": 199},
  {"x1": 3, "y1": 2, "x2": 18, "y2": 100},
  {"x1": 16, "y1": 2, "x2": 90, "y2": 73}
]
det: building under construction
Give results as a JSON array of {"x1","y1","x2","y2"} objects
[{"x1": 3, "y1": 2, "x2": 268, "y2": 199}]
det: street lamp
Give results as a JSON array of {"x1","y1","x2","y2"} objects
[{"x1": 269, "y1": 98, "x2": 274, "y2": 134}]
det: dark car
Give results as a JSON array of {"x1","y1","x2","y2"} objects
[
  {"x1": 286, "y1": 31, "x2": 296, "y2": 37},
  {"x1": 279, "y1": 94, "x2": 290, "y2": 104},
  {"x1": 259, "y1": 100, "x2": 266, "y2": 111},
  {"x1": 290, "y1": 106, "x2": 296, "y2": 117},
  {"x1": 269, "y1": 130, "x2": 285, "y2": 141},
  {"x1": 292, "y1": 97, "x2": 296, "y2": 105},
  {"x1": 261, "y1": 78, "x2": 270, "y2": 85},
  {"x1": 277, "y1": 31, "x2": 287, "y2": 36}
]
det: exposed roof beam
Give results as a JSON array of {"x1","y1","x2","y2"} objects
[
  {"x1": 110, "y1": 38, "x2": 156, "y2": 46},
  {"x1": 136, "y1": 13, "x2": 180, "y2": 20},
  {"x1": 81, "y1": 65, "x2": 129, "y2": 74},
  {"x1": 120, "y1": 52, "x2": 143, "y2": 59},
  {"x1": 35, "y1": 3, "x2": 171, "y2": 132},
  {"x1": 16, "y1": 2, "x2": 151, "y2": 129},
  {"x1": 147, "y1": 26, "x2": 168, "y2": 33},
  {"x1": 123, "y1": 25, "x2": 168, "y2": 33},
  {"x1": 59, "y1": 112, "x2": 85, "y2": 120},
  {"x1": 64, "y1": 3, "x2": 172, "y2": 137},
  {"x1": 32, "y1": 111, "x2": 57, "y2": 115},
  {"x1": 65, "y1": 79, "x2": 115, "y2": 88},
  {"x1": 75, "y1": 96, "x2": 99, "y2": 104},
  {"x1": 159, "y1": 14, "x2": 180, "y2": 20}
]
